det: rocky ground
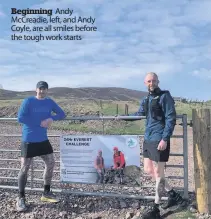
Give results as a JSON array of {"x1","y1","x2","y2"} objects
[{"x1": 0, "y1": 122, "x2": 207, "y2": 219}]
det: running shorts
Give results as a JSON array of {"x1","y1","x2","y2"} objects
[
  {"x1": 143, "y1": 140, "x2": 170, "y2": 162},
  {"x1": 20, "y1": 140, "x2": 53, "y2": 158}
]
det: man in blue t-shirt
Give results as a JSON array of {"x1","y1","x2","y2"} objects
[{"x1": 16, "y1": 81, "x2": 66, "y2": 212}]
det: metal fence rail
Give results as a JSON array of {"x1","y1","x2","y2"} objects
[{"x1": 0, "y1": 115, "x2": 189, "y2": 200}]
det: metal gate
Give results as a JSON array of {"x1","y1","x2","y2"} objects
[{"x1": 0, "y1": 115, "x2": 188, "y2": 200}]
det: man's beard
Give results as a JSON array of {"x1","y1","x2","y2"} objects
[{"x1": 148, "y1": 86, "x2": 155, "y2": 92}]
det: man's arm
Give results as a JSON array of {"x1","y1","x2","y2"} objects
[
  {"x1": 94, "y1": 158, "x2": 98, "y2": 169},
  {"x1": 120, "y1": 98, "x2": 146, "y2": 121},
  {"x1": 102, "y1": 158, "x2": 105, "y2": 168},
  {"x1": 161, "y1": 92, "x2": 176, "y2": 141},
  {"x1": 18, "y1": 98, "x2": 41, "y2": 126},
  {"x1": 50, "y1": 100, "x2": 66, "y2": 121},
  {"x1": 129, "y1": 98, "x2": 146, "y2": 116},
  {"x1": 113, "y1": 157, "x2": 117, "y2": 169},
  {"x1": 119, "y1": 152, "x2": 125, "y2": 168}
]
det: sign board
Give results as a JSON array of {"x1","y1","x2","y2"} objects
[{"x1": 60, "y1": 135, "x2": 140, "y2": 186}]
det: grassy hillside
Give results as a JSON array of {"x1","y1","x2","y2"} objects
[
  {"x1": 52, "y1": 99, "x2": 146, "y2": 135},
  {"x1": 0, "y1": 98, "x2": 209, "y2": 135},
  {"x1": 0, "y1": 87, "x2": 147, "y2": 101}
]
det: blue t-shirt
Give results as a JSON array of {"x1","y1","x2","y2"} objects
[{"x1": 18, "y1": 96, "x2": 66, "y2": 142}]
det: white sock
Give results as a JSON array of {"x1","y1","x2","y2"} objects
[
  {"x1": 164, "y1": 178, "x2": 172, "y2": 192},
  {"x1": 155, "y1": 177, "x2": 165, "y2": 204}
]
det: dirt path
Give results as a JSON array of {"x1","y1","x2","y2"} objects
[
  {"x1": 167, "y1": 125, "x2": 194, "y2": 191},
  {"x1": 0, "y1": 124, "x2": 197, "y2": 219}
]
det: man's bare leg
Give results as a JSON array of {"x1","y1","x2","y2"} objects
[
  {"x1": 142, "y1": 160, "x2": 162, "y2": 219},
  {"x1": 143, "y1": 158, "x2": 156, "y2": 181},
  {"x1": 153, "y1": 161, "x2": 186, "y2": 210},
  {"x1": 153, "y1": 162, "x2": 172, "y2": 204}
]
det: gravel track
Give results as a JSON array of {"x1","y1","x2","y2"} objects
[{"x1": 0, "y1": 123, "x2": 201, "y2": 219}]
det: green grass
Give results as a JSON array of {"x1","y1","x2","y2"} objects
[
  {"x1": 175, "y1": 101, "x2": 211, "y2": 119},
  {"x1": 51, "y1": 120, "x2": 145, "y2": 135},
  {"x1": 165, "y1": 210, "x2": 196, "y2": 219},
  {"x1": 51, "y1": 100, "x2": 203, "y2": 134},
  {"x1": 52, "y1": 122, "x2": 99, "y2": 133},
  {"x1": 104, "y1": 121, "x2": 145, "y2": 135},
  {"x1": 101, "y1": 103, "x2": 124, "y2": 115},
  {"x1": 1, "y1": 98, "x2": 210, "y2": 134}
]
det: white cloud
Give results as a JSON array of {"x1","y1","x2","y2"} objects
[
  {"x1": 0, "y1": 60, "x2": 179, "y2": 91},
  {"x1": 0, "y1": 0, "x2": 210, "y2": 100},
  {"x1": 193, "y1": 69, "x2": 211, "y2": 80},
  {"x1": 0, "y1": 4, "x2": 5, "y2": 17},
  {"x1": 183, "y1": 1, "x2": 211, "y2": 24}
]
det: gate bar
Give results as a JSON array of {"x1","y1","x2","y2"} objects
[
  {"x1": 0, "y1": 185, "x2": 168, "y2": 201},
  {"x1": 0, "y1": 115, "x2": 184, "y2": 121},
  {"x1": 0, "y1": 114, "x2": 188, "y2": 200},
  {"x1": 182, "y1": 114, "x2": 188, "y2": 199}
]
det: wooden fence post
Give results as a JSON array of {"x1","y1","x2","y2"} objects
[
  {"x1": 125, "y1": 104, "x2": 128, "y2": 115},
  {"x1": 192, "y1": 109, "x2": 211, "y2": 214},
  {"x1": 100, "y1": 100, "x2": 102, "y2": 109}
]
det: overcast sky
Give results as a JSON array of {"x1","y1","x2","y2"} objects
[{"x1": 0, "y1": 0, "x2": 210, "y2": 101}]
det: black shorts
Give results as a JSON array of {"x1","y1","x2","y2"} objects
[
  {"x1": 143, "y1": 140, "x2": 170, "y2": 162},
  {"x1": 21, "y1": 140, "x2": 53, "y2": 158}
]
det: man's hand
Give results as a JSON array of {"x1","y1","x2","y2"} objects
[
  {"x1": 157, "y1": 139, "x2": 167, "y2": 151},
  {"x1": 41, "y1": 118, "x2": 53, "y2": 128},
  {"x1": 97, "y1": 169, "x2": 102, "y2": 173},
  {"x1": 114, "y1": 115, "x2": 119, "y2": 120}
]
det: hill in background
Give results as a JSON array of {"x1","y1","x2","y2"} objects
[
  {"x1": 0, "y1": 87, "x2": 148, "y2": 101},
  {"x1": 0, "y1": 87, "x2": 210, "y2": 135}
]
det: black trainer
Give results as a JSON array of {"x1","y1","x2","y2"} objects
[
  {"x1": 142, "y1": 205, "x2": 161, "y2": 219},
  {"x1": 161, "y1": 190, "x2": 187, "y2": 210}
]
